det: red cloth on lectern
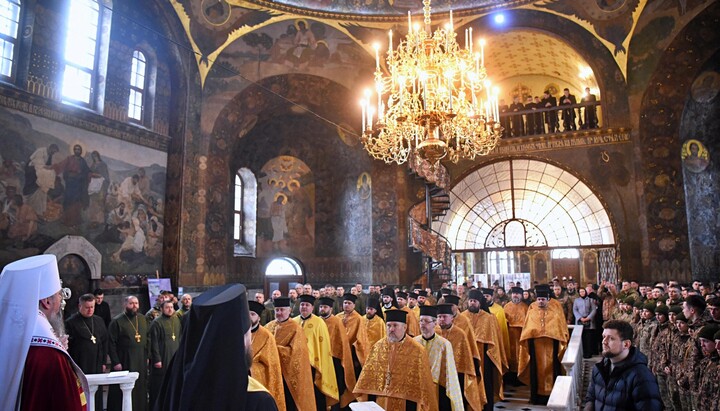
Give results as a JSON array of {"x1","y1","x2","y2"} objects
[{"x1": 21, "y1": 346, "x2": 87, "y2": 411}]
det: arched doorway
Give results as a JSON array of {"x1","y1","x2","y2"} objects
[
  {"x1": 436, "y1": 158, "x2": 618, "y2": 286},
  {"x1": 264, "y1": 256, "x2": 306, "y2": 296},
  {"x1": 58, "y1": 254, "x2": 91, "y2": 318}
]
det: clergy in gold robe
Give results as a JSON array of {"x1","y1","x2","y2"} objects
[
  {"x1": 362, "y1": 297, "x2": 386, "y2": 349},
  {"x1": 293, "y1": 295, "x2": 339, "y2": 409},
  {"x1": 461, "y1": 290, "x2": 507, "y2": 411},
  {"x1": 436, "y1": 304, "x2": 485, "y2": 411},
  {"x1": 354, "y1": 309, "x2": 438, "y2": 411},
  {"x1": 518, "y1": 285, "x2": 569, "y2": 406},
  {"x1": 380, "y1": 287, "x2": 399, "y2": 314},
  {"x1": 482, "y1": 288, "x2": 511, "y2": 365},
  {"x1": 415, "y1": 305, "x2": 464, "y2": 411},
  {"x1": 396, "y1": 292, "x2": 421, "y2": 337},
  {"x1": 409, "y1": 292, "x2": 421, "y2": 319},
  {"x1": 248, "y1": 301, "x2": 286, "y2": 411},
  {"x1": 337, "y1": 293, "x2": 370, "y2": 376},
  {"x1": 503, "y1": 287, "x2": 529, "y2": 378},
  {"x1": 318, "y1": 297, "x2": 357, "y2": 408},
  {"x1": 265, "y1": 297, "x2": 316, "y2": 411}
]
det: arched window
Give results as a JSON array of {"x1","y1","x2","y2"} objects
[
  {"x1": 62, "y1": 0, "x2": 111, "y2": 109},
  {"x1": 233, "y1": 168, "x2": 257, "y2": 257},
  {"x1": 0, "y1": 0, "x2": 22, "y2": 80},
  {"x1": 128, "y1": 50, "x2": 146, "y2": 122},
  {"x1": 265, "y1": 257, "x2": 303, "y2": 277}
]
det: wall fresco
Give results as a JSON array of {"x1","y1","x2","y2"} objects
[{"x1": 0, "y1": 106, "x2": 167, "y2": 275}]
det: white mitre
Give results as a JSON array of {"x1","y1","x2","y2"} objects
[{"x1": 0, "y1": 254, "x2": 62, "y2": 410}]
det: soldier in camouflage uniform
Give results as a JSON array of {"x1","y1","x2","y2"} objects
[
  {"x1": 631, "y1": 299, "x2": 644, "y2": 346},
  {"x1": 637, "y1": 301, "x2": 658, "y2": 357},
  {"x1": 671, "y1": 313, "x2": 694, "y2": 411},
  {"x1": 553, "y1": 284, "x2": 574, "y2": 324},
  {"x1": 650, "y1": 305, "x2": 673, "y2": 410},
  {"x1": 693, "y1": 326, "x2": 720, "y2": 411},
  {"x1": 680, "y1": 295, "x2": 707, "y2": 410}
]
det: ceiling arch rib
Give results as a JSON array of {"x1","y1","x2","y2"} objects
[{"x1": 436, "y1": 159, "x2": 615, "y2": 250}]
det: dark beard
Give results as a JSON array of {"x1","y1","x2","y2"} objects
[
  {"x1": 366, "y1": 313, "x2": 375, "y2": 319},
  {"x1": 468, "y1": 306, "x2": 480, "y2": 314},
  {"x1": 439, "y1": 323, "x2": 452, "y2": 330}
]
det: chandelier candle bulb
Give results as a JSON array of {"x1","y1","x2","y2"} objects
[{"x1": 480, "y1": 38, "x2": 485, "y2": 67}]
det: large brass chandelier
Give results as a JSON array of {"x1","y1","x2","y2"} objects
[{"x1": 360, "y1": 0, "x2": 502, "y2": 168}]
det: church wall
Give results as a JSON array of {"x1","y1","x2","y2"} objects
[
  {"x1": 679, "y1": 52, "x2": 720, "y2": 281},
  {"x1": 634, "y1": 2, "x2": 720, "y2": 282},
  {"x1": 0, "y1": 0, "x2": 190, "y2": 312}
]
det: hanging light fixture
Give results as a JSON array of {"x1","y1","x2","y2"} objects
[{"x1": 360, "y1": 0, "x2": 502, "y2": 168}]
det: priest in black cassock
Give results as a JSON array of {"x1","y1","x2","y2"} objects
[
  {"x1": 66, "y1": 293, "x2": 108, "y2": 411},
  {"x1": 108, "y1": 295, "x2": 149, "y2": 411},
  {"x1": 149, "y1": 300, "x2": 182, "y2": 410},
  {"x1": 152, "y1": 283, "x2": 278, "y2": 411}
]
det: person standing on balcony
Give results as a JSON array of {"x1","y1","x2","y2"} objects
[
  {"x1": 559, "y1": 88, "x2": 578, "y2": 131},
  {"x1": 581, "y1": 87, "x2": 598, "y2": 129},
  {"x1": 509, "y1": 96, "x2": 525, "y2": 137},
  {"x1": 541, "y1": 91, "x2": 558, "y2": 133}
]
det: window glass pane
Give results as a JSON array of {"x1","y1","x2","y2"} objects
[
  {"x1": 128, "y1": 89, "x2": 143, "y2": 120},
  {"x1": 266, "y1": 258, "x2": 303, "y2": 276},
  {"x1": 62, "y1": 65, "x2": 92, "y2": 103},
  {"x1": 234, "y1": 213, "x2": 240, "y2": 240}
]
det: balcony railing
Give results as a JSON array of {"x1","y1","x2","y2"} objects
[{"x1": 499, "y1": 101, "x2": 602, "y2": 138}]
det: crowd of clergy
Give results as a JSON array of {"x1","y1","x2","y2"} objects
[{"x1": 48, "y1": 276, "x2": 720, "y2": 411}]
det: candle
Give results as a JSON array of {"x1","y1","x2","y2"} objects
[
  {"x1": 388, "y1": 30, "x2": 393, "y2": 60},
  {"x1": 449, "y1": 10, "x2": 453, "y2": 31},
  {"x1": 480, "y1": 39, "x2": 486, "y2": 68},
  {"x1": 374, "y1": 43, "x2": 380, "y2": 70},
  {"x1": 368, "y1": 106, "x2": 374, "y2": 129},
  {"x1": 408, "y1": 11, "x2": 411, "y2": 33},
  {"x1": 361, "y1": 99, "x2": 366, "y2": 131},
  {"x1": 469, "y1": 28, "x2": 473, "y2": 53}
]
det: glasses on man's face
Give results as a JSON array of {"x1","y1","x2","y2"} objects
[{"x1": 419, "y1": 319, "x2": 435, "y2": 325}]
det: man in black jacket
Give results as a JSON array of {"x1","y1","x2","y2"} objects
[{"x1": 584, "y1": 320, "x2": 662, "y2": 410}]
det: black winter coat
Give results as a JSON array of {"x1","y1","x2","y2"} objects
[{"x1": 584, "y1": 346, "x2": 663, "y2": 411}]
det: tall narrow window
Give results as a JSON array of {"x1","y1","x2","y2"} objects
[
  {"x1": 234, "y1": 168, "x2": 257, "y2": 256},
  {"x1": 62, "y1": 0, "x2": 100, "y2": 105},
  {"x1": 128, "y1": 50, "x2": 146, "y2": 122},
  {"x1": 0, "y1": 0, "x2": 21, "y2": 79},
  {"x1": 233, "y1": 172, "x2": 243, "y2": 242}
]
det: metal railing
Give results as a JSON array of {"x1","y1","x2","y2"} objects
[
  {"x1": 85, "y1": 371, "x2": 139, "y2": 411},
  {"x1": 548, "y1": 324, "x2": 584, "y2": 411}
]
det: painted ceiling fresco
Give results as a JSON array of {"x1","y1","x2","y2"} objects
[{"x1": 237, "y1": 0, "x2": 536, "y2": 17}]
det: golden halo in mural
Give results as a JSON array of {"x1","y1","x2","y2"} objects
[
  {"x1": 294, "y1": 19, "x2": 309, "y2": 31},
  {"x1": 288, "y1": 179, "x2": 300, "y2": 192},
  {"x1": 274, "y1": 192, "x2": 288, "y2": 204},
  {"x1": 681, "y1": 139, "x2": 709, "y2": 173},
  {"x1": 69, "y1": 140, "x2": 87, "y2": 155},
  {"x1": 544, "y1": 83, "x2": 560, "y2": 96}
]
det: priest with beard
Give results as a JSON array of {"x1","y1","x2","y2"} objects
[
  {"x1": 396, "y1": 291, "x2": 421, "y2": 337},
  {"x1": 461, "y1": 290, "x2": 507, "y2": 411},
  {"x1": 152, "y1": 283, "x2": 278, "y2": 411},
  {"x1": 148, "y1": 300, "x2": 182, "y2": 410},
  {"x1": 517, "y1": 285, "x2": 569, "y2": 405},
  {"x1": 66, "y1": 293, "x2": 108, "y2": 411},
  {"x1": 362, "y1": 296, "x2": 386, "y2": 348},
  {"x1": 414, "y1": 305, "x2": 464, "y2": 411},
  {"x1": 502, "y1": 287, "x2": 528, "y2": 385},
  {"x1": 293, "y1": 295, "x2": 339, "y2": 409},
  {"x1": 0, "y1": 255, "x2": 89, "y2": 411},
  {"x1": 266, "y1": 297, "x2": 316, "y2": 411},
  {"x1": 482, "y1": 288, "x2": 511, "y2": 366},
  {"x1": 108, "y1": 295, "x2": 148, "y2": 411},
  {"x1": 354, "y1": 309, "x2": 438, "y2": 410},
  {"x1": 319, "y1": 297, "x2": 358, "y2": 409},
  {"x1": 336, "y1": 293, "x2": 370, "y2": 378},
  {"x1": 248, "y1": 301, "x2": 286, "y2": 411},
  {"x1": 436, "y1": 303, "x2": 485, "y2": 410}
]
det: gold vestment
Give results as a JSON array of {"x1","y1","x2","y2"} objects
[
  {"x1": 293, "y1": 314, "x2": 339, "y2": 405},
  {"x1": 250, "y1": 325, "x2": 286, "y2": 411},
  {"x1": 337, "y1": 310, "x2": 370, "y2": 365},
  {"x1": 503, "y1": 301, "x2": 528, "y2": 373},
  {"x1": 322, "y1": 314, "x2": 358, "y2": 407},
  {"x1": 437, "y1": 325, "x2": 486, "y2": 410},
  {"x1": 460, "y1": 310, "x2": 507, "y2": 401},
  {"x1": 266, "y1": 319, "x2": 316, "y2": 411}
]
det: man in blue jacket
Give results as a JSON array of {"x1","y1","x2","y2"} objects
[{"x1": 584, "y1": 319, "x2": 662, "y2": 410}]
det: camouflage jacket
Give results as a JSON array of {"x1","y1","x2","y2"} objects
[
  {"x1": 637, "y1": 318, "x2": 658, "y2": 358},
  {"x1": 695, "y1": 353, "x2": 720, "y2": 410},
  {"x1": 649, "y1": 321, "x2": 672, "y2": 374}
]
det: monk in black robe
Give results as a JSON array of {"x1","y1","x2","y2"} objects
[{"x1": 153, "y1": 283, "x2": 278, "y2": 411}]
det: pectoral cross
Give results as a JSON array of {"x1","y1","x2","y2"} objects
[
  {"x1": 90, "y1": 335, "x2": 97, "y2": 344},
  {"x1": 135, "y1": 333, "x2": 141, "y2": 343},
  {"x1": 172, "y1": 334, "x2": 176, "y2": 341}
]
